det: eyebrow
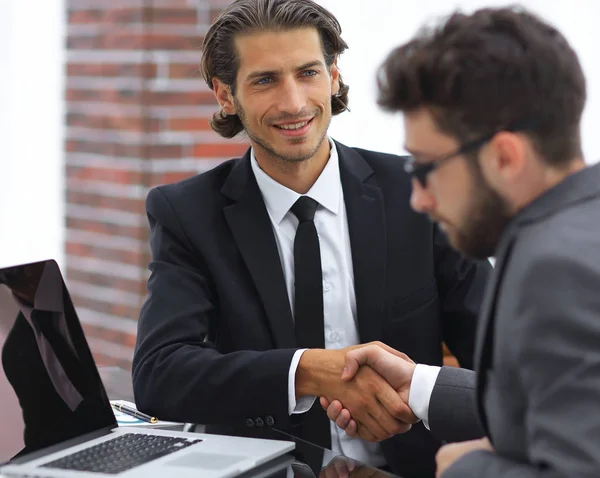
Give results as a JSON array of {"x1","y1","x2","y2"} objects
[{"x1": 244, "y1": 60, "x2": 325, "y2": 82}]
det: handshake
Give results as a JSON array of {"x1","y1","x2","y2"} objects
[{"x1": 297, "y1": 342, "x2": 421, "y2": 443}]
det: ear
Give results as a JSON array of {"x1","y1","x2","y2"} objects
[
  {"x1": 330, "y1": 57, "x2": 340, "y2": 96},
  {"x1": 481, "y1": 132, "x2": 527, "y2": 188},
  {"x1": 212, "y1": 77, "x2": 235, "y2": 115}
]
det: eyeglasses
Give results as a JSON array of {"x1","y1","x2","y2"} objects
[{"x1": 404, "y1": 119, "x2": 538, "y2": 188}]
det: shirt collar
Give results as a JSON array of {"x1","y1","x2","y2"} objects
[{"x1": 250, "y1": 138, "x2": 341, "y2": 224}]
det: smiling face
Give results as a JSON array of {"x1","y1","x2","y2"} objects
[
  {"x1": 405, "y1": 108, "x2": 511, "y2": 258},
  {"x1": 214, "y1": 27, "x2": 340, "y2": 165}
]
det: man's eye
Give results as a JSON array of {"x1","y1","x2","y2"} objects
[
  {"x1": 301, "y1": 70, "x2": 318, "y2": 77},
  {"x1": 255, "y1": 77, "x2": 273, "y2": 85}
]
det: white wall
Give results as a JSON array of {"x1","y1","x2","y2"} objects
[
  {"x1": 0, "y1": 0, "x2": 66, "y2": 268},
  {"x1": 320, "y1": 0, "x2": 600, "y2": 165}
]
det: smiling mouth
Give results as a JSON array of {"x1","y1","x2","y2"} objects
[{"x1": 274, "y1": 119, "x2": 313, "y2": 130}]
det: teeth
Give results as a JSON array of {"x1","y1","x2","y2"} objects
[{"x1": 277, "y1": 121, "x2": 309, "y2": 130}]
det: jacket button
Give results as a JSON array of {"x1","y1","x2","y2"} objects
[
  {"x1": 255, "y1": 417, "x2": 264, "y2": 427},
  {"x1": 245, "y1": 418, "x2": 255, "y2": 428},
  {"x1": 265, "y1": 415, "x2": 275, "y2": 426}
]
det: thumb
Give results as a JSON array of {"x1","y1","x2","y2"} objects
[{"x1": 341, "y1": 345, "x2": 381, "y2": 381}]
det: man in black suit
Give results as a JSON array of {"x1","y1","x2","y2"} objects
[{"x1": 131, "y1": 1, "x2": 491, "y2": 476}]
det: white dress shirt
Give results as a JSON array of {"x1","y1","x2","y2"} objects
[
  {"x1": 250, "y1": 139, "x2": 385, "y2": 467},
  {"x1": 408, "y1": 364, "x2": 441, "y2": 429}
]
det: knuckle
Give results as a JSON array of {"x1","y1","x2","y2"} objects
[{"x1": 389, "y1": 402, "x2": 405, "y2": 418}]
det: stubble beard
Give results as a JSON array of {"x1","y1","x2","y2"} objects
[
  {"x1": 234, "y1": 97, "x2": 331, "y2": 164},
  {"x1": 454, "y1": 172, "x2": 512, "y2": 260}
]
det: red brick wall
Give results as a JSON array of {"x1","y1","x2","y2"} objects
[{"x1": 65, "y1": 0, "x2": 247, "y2": 370}]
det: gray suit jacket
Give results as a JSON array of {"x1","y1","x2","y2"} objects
[{"x1": 427, "y1": 163, "x2": 600, "y2": 477}]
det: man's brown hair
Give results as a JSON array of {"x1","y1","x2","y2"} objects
[
  {"x1": 201, "y1": 0, "x2": 350, "y2": 138},
  {"x1": 378, "y1": 7, "x2": 586, "y2": 166}
]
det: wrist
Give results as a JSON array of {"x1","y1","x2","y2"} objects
[{"x1": 295, "y1": 349, "x2": 343, "y2": 398}]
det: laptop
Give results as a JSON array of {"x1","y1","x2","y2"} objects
[{"x1": 0, "y1": 259, "x2": 294, "y2": 478}]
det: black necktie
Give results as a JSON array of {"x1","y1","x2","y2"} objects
[
  {"x1": 290, "y1": 196, "x2": 330, "y2": 449},
  {"x1": 291, "y1": 196, "x2": 325, "y2": 349}
]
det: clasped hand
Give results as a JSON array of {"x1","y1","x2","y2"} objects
[{"x1": 317, "y1": 342, "x2": 419, "y2": 442}]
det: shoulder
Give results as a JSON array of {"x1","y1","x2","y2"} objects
[
  {"x1": 335, "y1": 141, "x2": 412, "y2": 190},
  {"x1": 509, "y1": 202, "x2": 600, "y2": 312},
  {"x1": 349, "y1": 145, "x2": 410, "y2": 173},
  {"x1": 146, "y1": 158, "x2": 240, "y2": 214},
  {"x1": 518, "y1": 198, "x2": 600, "y2": 273}
]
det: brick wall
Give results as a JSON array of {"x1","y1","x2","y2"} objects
[{"x1": 65, "y1": 0, "x2": 246, "y2": 370}]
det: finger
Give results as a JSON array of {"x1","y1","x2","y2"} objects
[
  {"x1": 369, "y1": 341, "x2": 415, "y2": 364},
  {"x1": 349, "y1": 465, "x2": 378, "y2": 478},
  {"x1": 355, "y1": 421, "x2": 378, "y2": 442},
  {"x1": 342, "y1": 345, "x2": 387, "y2": 381},
  {"x1": 376, "y1": 378, "x2": 419, "y2": 424},
  {"x1": 320, "y1": 396, "x2": 331, "y2": 410},
  {"x1": 345, "y1": 419, "x2": 358, "y2": 438},
  {"x1": 323, "y1": 463, "x2": 336, "y2": 478},
  {"x1": 335, "y1": 408, "x2": 352, "y2": 430},
  {"x1": 369, "y1": 404, "x2": 412, "y2": 438},
  {"x1": 333, "y1": 458, "x2": 351, "y2": 478},
  {"x1": 356, "y1": 412, "x2": 392, "y2": 442},
  {"x1": 365, "y1": 382, "x2": 415, "y2": 436},
  {"x1": 326, "y1": 400, "x2": 344, "y2": 421}
]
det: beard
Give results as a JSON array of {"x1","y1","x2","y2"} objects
[
  {"x1": 234, "y1": 97, "x2": 330, "y2": 164},
  {"x1": 446, "y1": 165, "x2": 512, "y2": 260}
]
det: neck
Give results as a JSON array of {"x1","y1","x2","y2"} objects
[
  {"x1": 252, "y1": 139, "x2": 331, "y2": 194},
  {"x1": 512, "y1": 157, "x2": 587, "y2": 214}
]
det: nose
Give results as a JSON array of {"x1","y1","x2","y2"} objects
[
  {"x1": 410, "y1": 178, "x2": 436, "y2": 214},
  {"x1": 277, "y1": 77, "x2": 306, "y2": 115}
]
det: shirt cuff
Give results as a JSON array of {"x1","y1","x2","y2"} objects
[
  {"x1": 289, "y1": 349, "x2": 316, "y2": 415},
  {"x1": 408, "y1": 364, "x2": 441, "y2": 429}
]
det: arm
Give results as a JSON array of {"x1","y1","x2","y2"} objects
[
  {"x1": 433, "y1": 225, "x2": 492, "y2": 369},
  {"x1": 444, "y1": 254, "x2": 600, "y2": 478},
  {"x1": 428, "y1": 366, "x2": 484, "y2": 442},
  {"x1": 132, "y1": 187, "x2": 298, "y2": 428}
]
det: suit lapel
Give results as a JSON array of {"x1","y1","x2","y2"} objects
[
  {"x1": 222, "y1": 153, "x2": 296, "y2": 349},
  {"x1": 338, "y1": 143, "x2": 387, "y2": 343},
  {"x1": 474, "y1": 227, "x2": 517, "y2": 433}
]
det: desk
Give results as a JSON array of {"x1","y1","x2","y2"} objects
[{"x1": 98, "y1": 366, "x2": 401, "y2": 478}]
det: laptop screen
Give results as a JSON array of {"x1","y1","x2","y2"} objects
[{"x1": 0, "y1": 260, "x2": 116, "y2": 463}]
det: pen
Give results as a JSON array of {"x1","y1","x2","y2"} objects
[{"x1": 112, "y1": 403, "x2": 158, "y2": 424}]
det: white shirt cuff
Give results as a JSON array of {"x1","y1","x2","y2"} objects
[
  {"x1": 408, "y1": 364, "x2": 441, "y2": 429},
  {"x1": 288, "y1": 349, "x2": 316, "y2": 415}
]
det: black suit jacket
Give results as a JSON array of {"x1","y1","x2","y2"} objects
[{"x1": 132, "y1": 141, "x2": 491, "y2": 478}]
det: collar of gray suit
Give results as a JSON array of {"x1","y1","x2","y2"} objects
[{"x1": 505, "y1": 162, "x2": 600, "y2": 232}]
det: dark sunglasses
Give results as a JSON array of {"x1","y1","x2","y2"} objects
[{"x1": 404, "y1": 119, "x2": 538, "y2": 188}]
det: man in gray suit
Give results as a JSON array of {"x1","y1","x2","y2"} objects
[{"x1": 322, "y1": 6, "x2": 600, "y2": 478}]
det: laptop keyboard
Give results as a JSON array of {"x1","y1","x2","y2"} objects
[{"x1": 41, "y1": 433, "x2": 203, "y2": 475}]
